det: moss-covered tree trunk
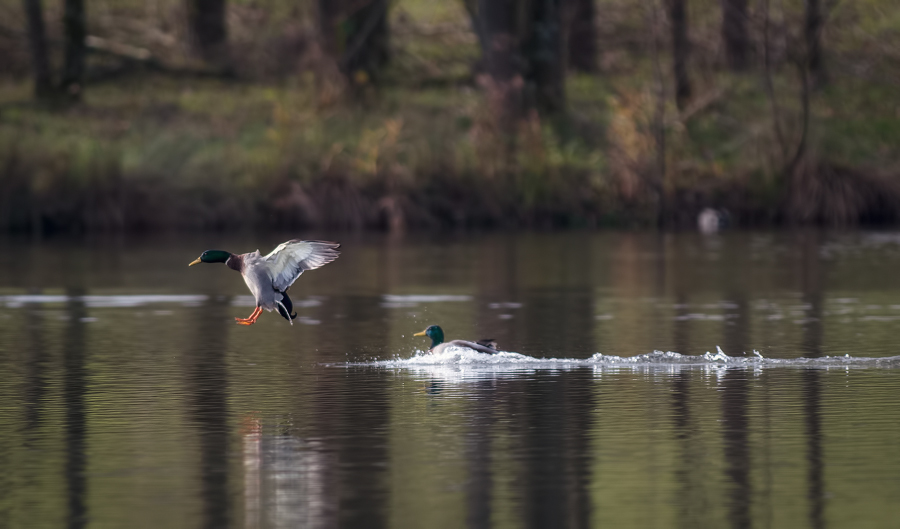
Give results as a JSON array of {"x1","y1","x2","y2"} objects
[
  {"x1": 668, "y1": 0, "x2": 691, "y2": 109},
  {"x1": 318, "y1": 0, "x2": 390, "y2": 86},
  {"x1": 21, "y1": 0, "x2": 54, "y2": 99},
  {"x1": 720, "y1": 0, "x2": 749, "y2": 70},
  {"x1": 566, "y1": 0, "x2": 597, "y2": 73},
  {"x1": 187, "y1": 0, "x2": 230, "y2": 71},
  {"x1": 61, "y1": 0, "x2": 87, "y2": 99}
]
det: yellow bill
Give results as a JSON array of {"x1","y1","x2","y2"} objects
[
  {"x1": 413, "y1": 330, "x2": 427, "y2": 336},
  {"x1": 189, "y1": 258, "x2": 202, "y2": 266}
]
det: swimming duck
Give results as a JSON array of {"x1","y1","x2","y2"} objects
[
  {"x1": 189, "y1": 239, "x2": 340, "y2": 326},
  {"x1": 414, "y1": 325, "x2": 499, "y2": 354}
]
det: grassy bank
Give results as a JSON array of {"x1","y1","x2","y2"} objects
[
  {"x1": 2, "y1": 0, "x2": 900, "y2": 232},
  {"x1": 3, "y1": 71, "x2": 900, "y2": 232},
  {"x1": 0, "y1": 73, "x2": 617, "y2": 231}
]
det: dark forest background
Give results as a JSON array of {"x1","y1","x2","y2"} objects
[{"x1": 1, "y1": 0, "x2": 899, "y2": 232}]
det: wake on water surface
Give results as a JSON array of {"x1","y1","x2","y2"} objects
[{"x1": 353, "y1": 346, "x2": 900, "y2": 372}]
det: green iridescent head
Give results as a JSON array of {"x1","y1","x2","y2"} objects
[
  {"x1": 414, "y1": 325, "x2": 444, "y2": 348},
  {"x1": 189, "y1": 250, "x2": 231, "y2": 266}
]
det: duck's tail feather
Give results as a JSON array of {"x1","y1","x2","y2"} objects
[
  {"x1": 475, "y1": 338, "x2": 498, "y2": 350},
  {"x1": 276, "y1": 290, "x2": 298, "y2": 322}
]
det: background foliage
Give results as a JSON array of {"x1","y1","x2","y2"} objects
[{"x1": 1, "y1": 0, "x2": 899, "y2": 232}]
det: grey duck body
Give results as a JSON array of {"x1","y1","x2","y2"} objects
[
  {"x1": 431, "y1": 340, "x2": 500, "y2": 355},
  {"x1": 229, "y1": 250, "x2": 284, "y2": 313}
]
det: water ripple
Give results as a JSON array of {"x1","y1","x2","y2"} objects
[{"x1": 0, "y1": 294, "x2": 208, "y2": 308}]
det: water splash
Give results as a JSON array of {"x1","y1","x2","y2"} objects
[{"x1": 359, "y1": 344, "x2": 900, "y2": 371}]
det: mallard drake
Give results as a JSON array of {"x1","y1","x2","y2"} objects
[
  {"x1": 414, "y1": 325, "x2": 499, "y2": 354},
  {"x1": 189, "y1": 240, "x2": 340, "y2": 326}
]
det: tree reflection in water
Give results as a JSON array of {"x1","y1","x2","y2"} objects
[
  {"x1": 186, "y1": 295, "x2": 232, "y2": 529},
  {"x1": 799, "y1": 229, "x2": 826, "y2": 529},
  {"x1": 63, "y1": 289, "x2": 88, "y2": 529}
]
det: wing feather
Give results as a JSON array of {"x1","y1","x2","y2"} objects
[{"x1": 262, "y1": 240, "x2": 341, "y2": 292}]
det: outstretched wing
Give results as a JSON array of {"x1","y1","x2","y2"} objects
[{"x1": 262, "y1": 240, "x2": 341, "y2": 292}]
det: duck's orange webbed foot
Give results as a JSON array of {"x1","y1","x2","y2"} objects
[{"x1": 235, "y1": 306, "x2": 262, "y2": 325}]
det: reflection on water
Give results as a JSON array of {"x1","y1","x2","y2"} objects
[
  {"x1": 63, "y1": 290, "x2": 88, "y2": 529},
  {"x1": 1, "y1": 230, "x2": 900, "y2": 528},
  {"x1": 242, "y1": 419, "x2": 336, "y2": 529},
  {"x1": 721, "y1": 369, "x2": 750, "y2": 529},
  {"x1": 187, "y1": 295, "x2": 231, "y2": 529},
  {"x1": 804, "y1": 369, "x2": 825, "y2": 529}
]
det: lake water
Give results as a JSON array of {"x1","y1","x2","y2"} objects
[{"x1": 1, "y1": 230, "x2": 899, "y2": 528}]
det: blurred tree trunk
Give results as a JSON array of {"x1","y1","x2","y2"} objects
[
  {"x1": 21, "y1": 0, "x2": 54, "y2": 99},
  {"x1": 566, "y1": 0, "x2": 597, "y2": 73},
  {"x1": 526, "y1": 0, "x2": 565, "y2": 113},
  {"x1": 472, "y1": 0, "x2": 566, "y2": 120},
  {"x1": 187, "y1": 0, "x2": 231, "y2": 71},
  {"x1": 478, "y1": 0, "x2": 523, "y2": 127},
  {"x1": 462, "y1": 0, "x2": 488, "y2": 67},
  {"x1": 650, "y1": 0, "x2": 666, "y2": 223},
  {"x1": 720, "y1": 0, "x2": 749, "y2": 70},
  {"x1": 318, "y1": 0, "x2": 390, "y2": 86},
  {"x1": 61, "y1": 0, "x2": 87, "y2": 99},
  {"x1": 804, "y1": 0, "x2": 825, "y2": 87},
  {"x1": 667, "y1": 0, "x2": 691, "y2": 109}
]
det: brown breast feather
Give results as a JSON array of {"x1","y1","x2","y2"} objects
[{"x1": 225, "y1": 253, "x2": 243, "y2": 272}]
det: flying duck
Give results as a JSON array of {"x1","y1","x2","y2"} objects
[{"x1": 189, "y1": 239, "x2": 340, "y2": 325}]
